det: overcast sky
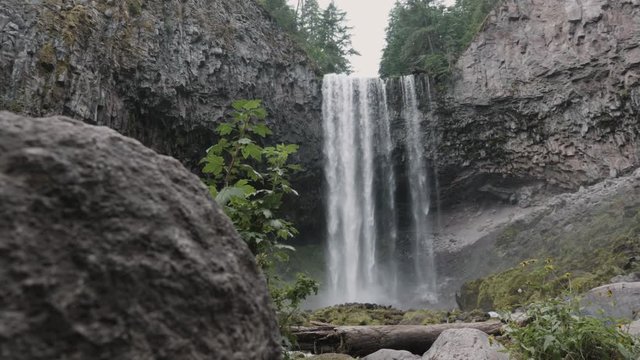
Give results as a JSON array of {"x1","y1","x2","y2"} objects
[{"x1": 288, "y1": 0, "x2": 455, "y2": 76}]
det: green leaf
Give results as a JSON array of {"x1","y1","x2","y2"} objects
[
  {"x1": 542, "y1": 335, "x2": 555, "y2": 351},
  {"x1": 268, "y1": 219, "x2": 283, "y2": 229},
  {"x1": 251, "y1": 107, "x2": 268, "y2": 119},
  {"x1": 277, "y1": 229, "x2": 291, "y2": 239},
  {"x1": 216, "y1": 123, "x2": 233, "y2": 136},
  {"x1": 242, "y1": 143, "x2": 263, "y2": 161},
  {"x1": 238, "y1": 138, "x2": 253, "y2": 145},
  {"x1": 202, "y1": 155, "x2": 225, "y2": 175},
  {"x1": 215, "y1": 186, "x2": 246, "y2": 205},
  {"x1": 233, "y1": 99, "x2": 261, "y2": 111},
  {"x1": 252, "y1": 123, "x2": 272, "y2": 137},
  {"x1": 208, "y1": 139, "x2": 228, "y2": 155},
  {"x1": 234, "y1": 180, "x2": 256, "y2": 196}
]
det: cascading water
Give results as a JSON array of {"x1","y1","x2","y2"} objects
[
  {"x1": 322, "y1": 73, "x2": 437, "y2": 306},
  {"x1": 401, "y1": 76, "x2": 438, "y2": 303}
]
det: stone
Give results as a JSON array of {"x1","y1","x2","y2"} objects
[
  {"x1": 0, "y1": 112, "x2": 280, "y2": 359},
  {"x1": 422, "y1": 329, "x2": 510, "y2": 360},
  {"x1": 610, "y1": 273, "x2": 640, "y2": 284},
  {"x1": 628, "y1": 320, "x2": 640, "y2": 336},
  {"x1": 580, "y1": 282, "x2": 640, "y2": 321},
  {"x1": 363, "y1": 349, "x2": 421, "y2": 360}
]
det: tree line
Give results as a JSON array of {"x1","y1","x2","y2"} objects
[
  {"x1": 258, "y1": 0, "x2": 358, "y2": 74},
  {"x1": 380, "y1": 0, "x2": 502, "y2": 79}
]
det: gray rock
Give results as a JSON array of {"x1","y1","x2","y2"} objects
[
  {"x1": 610, "y1": 273, "x2": 640, "y2": 284},
  {"x1": 0, "y1": 111, "x2": 280, "y2": 359},
  {"x1": 628, "y1": 320, "x2": 640, "y2": 337},
  {"x1": 363, "y1": 349, "x2": 420, "y2": 360},
  {"x1": 581, "y1": 282, "x2": 640, "y2": 320},
  {"x1": 422, "y1": 329, "x2": 510, "y2": 360},
  {"x1": 419, "y1": 0, "x2": 640, "y2": 205}
]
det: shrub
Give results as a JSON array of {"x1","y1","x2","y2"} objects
[
  {"x1": 505, "y1": 299, "x2": 640, "y2": 360},
  {"x1": 200, "y1": 99, "x2": 318, "y2": 351}
]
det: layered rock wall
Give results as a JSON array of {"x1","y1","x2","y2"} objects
[
  {"x1": 0, "y1": 0, "x2": 324, "y2": 240},
  {"x1": 0, "y1": 0, "x2": 321, "y2": 162},
  {"x1": 436, "y1": 0, "x2": 640, "y2": 205}
]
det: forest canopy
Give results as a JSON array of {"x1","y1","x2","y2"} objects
[
  {"x1": 258, "y1": 0, "x2": 359, "y2": 74},
  {"x1": 380, "y1": 0, "x2": 501, "y2": 79}
]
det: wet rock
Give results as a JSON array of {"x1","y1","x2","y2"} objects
[
  {"x1": 363, "y1": 349, "x2": 420, "y2": 360},
  {"x1": 422, "y1": 328, "x2": 509, "y2": 360},
  {"x1": 0, "y1": 112, "x2": 280, "y2": 359}
]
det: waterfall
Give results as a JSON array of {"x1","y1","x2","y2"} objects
[
  {"x1": 401, "y1": 75, "x2": 438, "y2": 303},
  {"x1": 322, "y1": 73, "x2": 437, "y2": 306}
]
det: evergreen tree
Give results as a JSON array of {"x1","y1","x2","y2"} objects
[
  {"x1": 380, "y1": 0, "x2": 501, "y2": 79},
  {"x1": 259, "y1": 0, "x2": 297, "y2": 33},
  {"x1": 258, "y1": 0, "x2": 358, "y2": 74},
  {"x1": 315, "y1": 2, "x2": 359, "y2": 74}
]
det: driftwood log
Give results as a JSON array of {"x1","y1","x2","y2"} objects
[{"x1": 292, "y1": 321, "x2": 504, "y2": 357}]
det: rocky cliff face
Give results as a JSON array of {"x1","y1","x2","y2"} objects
[
  {"x1": 433, "y1": 0, "x2": 640, "y2": 206},
  {"x1": 422, "y1": 0, "x2": 640, "y2": 306},
  {"x1": 0, "y1": 0, "x2": 324, "y2": 238}
]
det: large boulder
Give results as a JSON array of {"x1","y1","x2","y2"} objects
[
  {"x1": 0, "y1": 112, "x2": 280, "y2": 359},
  {"x1": 581, "y1": 282, "x2": 640, "y2": 320},
  {"x1": 422, "y1": 329, "x2": 509, "y2": 360}
]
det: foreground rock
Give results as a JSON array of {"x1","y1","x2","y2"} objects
[
  {"x1": 363, "y1": 349, "x2": 420, "y2": 360},
  {"x1": 581, "y1": 282, "x2": 640, "y2": 320},
  {"x1": 0, "y1": 112, "x2": 280, "y2": 359},
  {"x1": 422, "y1": 329, "x2": 509, "y2": 360}
]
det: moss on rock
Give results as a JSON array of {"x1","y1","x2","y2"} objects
[{"x1": 459, "y1": 212, "x2": 640, "y2": 311}]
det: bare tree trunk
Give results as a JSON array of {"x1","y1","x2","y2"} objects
[{"x1": 292, "y1": 321, "x2": 504, "y2": 357}]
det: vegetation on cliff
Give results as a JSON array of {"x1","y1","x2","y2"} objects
[
  {"x1": 380, "y1": 0, "x2": 501, "y2": 78},
  {"x1": 258, "y1": 0, "x2": 358, "y2": 74},
  {"x1": 458, "y1": 203, "x2": 640, "y2": 311}
]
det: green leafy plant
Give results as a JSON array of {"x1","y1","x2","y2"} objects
[
  {"x1": 505, "y1": 299, "x2": 640, "y2": 360},
  {"x1": 200, "y1": 99, "x2": 318, "y2": 351},
  {"x1": 201, "y1": 99, "x2": 301, "y2": 257}
]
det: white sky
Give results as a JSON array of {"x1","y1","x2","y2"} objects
[{"x1": 288, "y1": 0, "x2": 456, "y2": 76}]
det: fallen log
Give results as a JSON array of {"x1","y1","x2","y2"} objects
[{"x1": 292, "y1": 321, "x2": 504, "y2": 357}]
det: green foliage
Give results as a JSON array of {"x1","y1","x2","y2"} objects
[
  {"x1": 200, "y1": 99, "x2": 318, "y2": 351},
  {"x1": 201, "y1": 99, "x2": 299, "y2": 256},
  {"x1": 306, "y1": 304, "x2": 489, "y2": 326},
  {"x1": 270, "y1": 273, "x2": 319, "y2": 343},
  {"x1": 258, "y1": 0, "x2": 358, "y2": 74},
  {"x1": 505, "y1": 299, "x2": 640, "y2": 360},
  {"x1": 459, "y1": 212, "x2": 640, "y2": 311},
  {"x1": 380, "y1": 0, "x2": 502, "y2": 79},
  {"x1": 310, "y1": 304, "x2": 405, "y2": 326}
]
